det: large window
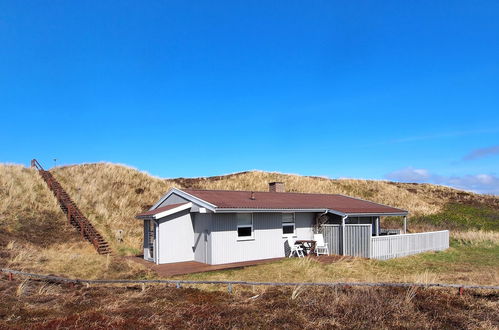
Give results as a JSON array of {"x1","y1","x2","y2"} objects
[
  {"x1": 237, "y1": 213, "x2": 253, "y2": 239},
  {"x1": 282, "y1": 213, "x2": 295, "y2": 236}
]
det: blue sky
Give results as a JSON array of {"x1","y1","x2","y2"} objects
[{"x1": 1, "y1": 1, "x2": 499, "y2": 194}]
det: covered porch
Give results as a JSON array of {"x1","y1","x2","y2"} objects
[
  {"x1": 317, "y1": 211, "x2": 409, "y2": 236},
  {"x1": 317, "y1": 211, "x2": 449, "y2": 259}
]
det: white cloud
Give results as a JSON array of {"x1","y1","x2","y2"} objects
[
  {"x1": 385, "y1": 167, "x2": 499, "y2": 195},
  {"x1": 463, "y1": 145, "x2": 499, "y2": 161}
]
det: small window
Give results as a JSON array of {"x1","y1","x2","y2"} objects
[
  {"x1": 237, "y1": 213, "x2": 253, "y2": 239},
  {"x1": 282, "y1": 213, "x2": 295, "y2": 236}
]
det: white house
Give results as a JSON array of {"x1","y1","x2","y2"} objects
[{"x1": 137, "y1": 182, "x2": 448, "y2": 265}]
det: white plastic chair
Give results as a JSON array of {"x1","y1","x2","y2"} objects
[
  {"x1": 287, "y1": 237, "x2": 304, "y2": 258},
  {"x1": 314, "y1": 234, "x2": 329, "y2": 256}
]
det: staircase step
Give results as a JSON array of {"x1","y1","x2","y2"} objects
[{"x1": 33, "y1": 162, "x2": 112, "y2": 255}]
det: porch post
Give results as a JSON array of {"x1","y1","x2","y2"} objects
[
  {"x1": 341, "y1": 215, "x2": 348, "y2": 255},
  {"x1": 403, "y1": 216, "x2": 407, "y2": 234},
  {"x1": 375, "y1": 217, "x2": 380, "y2": 236},
  {"x1": 155, "y1": 220, "x2": 159, "y2": 265}
]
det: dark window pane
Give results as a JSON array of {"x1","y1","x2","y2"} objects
[
  {"x1": 238, "y1": 226, "x2": 252, "y2": 237},
  {"x1": 283, "y1": 225, "x2": 294, "y2": 234}
]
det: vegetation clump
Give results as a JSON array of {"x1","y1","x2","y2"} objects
[{"x1": 0, "y1": 279, "x2": 497, "y2": 329}]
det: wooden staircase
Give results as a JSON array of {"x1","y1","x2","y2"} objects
[{"x1": 31, "y1": 159, "x2": 111, "y2": 254}]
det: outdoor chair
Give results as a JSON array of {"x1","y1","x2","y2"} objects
[
  {"x1": 287, "y1": 237, "x2": 304, "y2": 258},
  {"x1": 313, "y1": 234, "x2": 329, "y2": 256}
]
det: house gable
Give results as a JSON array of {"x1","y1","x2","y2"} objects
[{"x1": 157, "y1": 192, "x2": 190, "y2": 208}]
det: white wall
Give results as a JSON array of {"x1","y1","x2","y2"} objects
[
  {"x1": 157, "y1": 209, "x2": 195, "y2": 264},
  {"x1": 295, "y1": 212, "x2": 315, "y2": 240},
  {"x1": 210, "y1": 212, "x2": 315, "y2": 265},
  {"x1": 153, "y1": 211, "x2": 316, "y2": 265}
]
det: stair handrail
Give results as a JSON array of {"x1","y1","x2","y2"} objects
[{"x1": 31, "y1": 159, "x2": 45, "y2": 171}]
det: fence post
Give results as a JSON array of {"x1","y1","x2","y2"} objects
[
  {"x1": 8, "y1": 272, "x2": 13, "y2": 281},
  {"x1": 341, "y1": 216, "x2": 347, "y2": 255},
  {"x1": 228, "y1": 283, "x2": 233, "y2": 294}
]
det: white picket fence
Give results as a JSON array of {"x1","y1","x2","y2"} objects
[{"x1": 371, "y1": 230, "x2": 449, "y2": 260}]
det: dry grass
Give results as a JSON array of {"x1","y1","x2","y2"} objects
[
  {"x1": 181, "y1": 238, "x2": 499, "y2": 286},
  {"x1": 4, "y1": 241, "x2": 151, "y2": 280},
  {"x1": 0, "y1": 165, "x2": 65, "y2": 244},
  {"x1": 1, "y1": 162, "x2": 498, "y2": 284},
  {"x1": 46, "y1": 164, "x2": 499, "y2": 254},
  {"x1": 0, "y1": 164, "x2": 152, "y2": 279},
  {"x1": 451, "y1": 230, "x2": 499, "y2": 244},
  {"x1": 0, "y1": 278, "x2": 497, "y2": 329},
  {"x1": 1, "y1": 162, "x2": 498, "y2": 327},
  {"x1": 51, "y1": 163, "x2": 175, "y2": 254}
]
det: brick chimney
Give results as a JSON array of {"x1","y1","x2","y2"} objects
[{"x1": 269, "y1": 182, "x2": 285, "y2": 193}]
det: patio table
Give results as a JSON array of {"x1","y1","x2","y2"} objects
[{"x1": 295, "y1": 240, "x2": 316, "y2": 256}]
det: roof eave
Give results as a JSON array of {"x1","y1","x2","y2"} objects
[
  {"x1": 136, "y1": 202, "x2": 193, "y2": 220},
  {"x1": 343, "y1": 211, "x2": 409, "y2": 217},
  {"x1": 213, "y1": 208, "x2": 408, "y2": 217},
  {"x1": 214, "y1": 208, "x2": 329, "y2": 213},
  {"x1": 136, "y1": 215, "x2": 154, "y2": 220}
]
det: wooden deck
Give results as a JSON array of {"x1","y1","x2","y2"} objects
[
  {"x1": 308, "y1": 255, "x2": 357, "y2": 263},
  {"x1": 129, "y1": 256, "x2": 283, "y2": 277}
]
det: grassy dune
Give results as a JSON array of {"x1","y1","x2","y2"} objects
[
  {"x1": 0, "y1": 165, "x2": 150, "y2": 279},
  {"x1": 1, "y1": 162, "x2": 498, "y2": 327},
  {"x1": 51, "y1": 163, "x2": 174, "y2": 254},
  {"x1": 1, "y1": 162, "x2": 498, "y2": 281},
  {"x1": 46, "y1": 163, "x2": 499, "y2": 254}
]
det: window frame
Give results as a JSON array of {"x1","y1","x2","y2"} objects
[
  {"x1": 236, "y1": 213, "x2": 254, "y2": 241},
  {"x1": 282, "y1": 212, "x2": 296, "y2": 237}
]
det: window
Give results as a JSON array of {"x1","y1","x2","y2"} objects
[
  {"x1": 237, "y1": 213, "x2": 253, "y2": 239},
  {"x1": 282, "y1": 213, "x2": 295, "y2": 236}
]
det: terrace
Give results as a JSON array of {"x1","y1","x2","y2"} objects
[{"x1": 319, "y1": 214, "x2": 449, "y2": 260}]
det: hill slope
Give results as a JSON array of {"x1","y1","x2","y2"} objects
[
  {"x1": 0, "y1": 165, "x2": 148, "y2": 278},
  {"x1": 2, "y1": 163, "x2": 498, "y2": 257}
]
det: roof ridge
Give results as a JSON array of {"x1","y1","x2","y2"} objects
[{"x1": 181, "y1": 188, "x2": 345, "y2": 197}]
